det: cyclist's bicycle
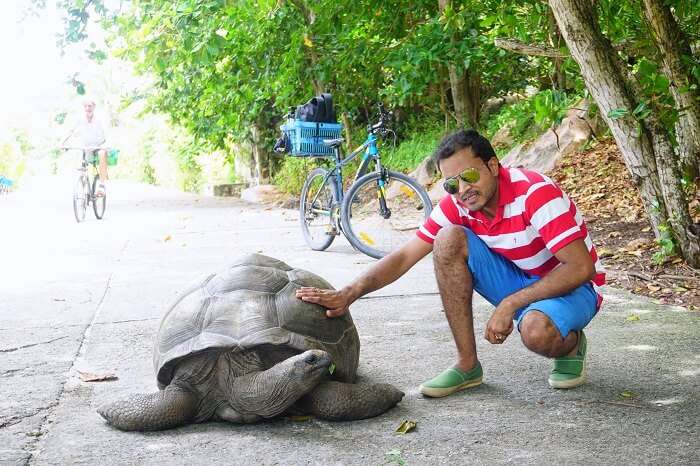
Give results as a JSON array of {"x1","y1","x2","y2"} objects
[
  {"x1": 285, "y1": 104, "x2": 433, "y2": 259},
  {"x1": 62, "y1": 147, "x2": 107, "y2": 222}
]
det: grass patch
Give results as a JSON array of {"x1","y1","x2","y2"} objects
[{"x1": 380, "y1": 125, "x2": 443, "y2": 173}]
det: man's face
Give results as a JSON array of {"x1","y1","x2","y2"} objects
[
  {"x1": 438, "y1": 147, "x2": 499, "y2": 212},
  {"x1": 83, "y1": 102, "x2": 95, "y2": 118}
]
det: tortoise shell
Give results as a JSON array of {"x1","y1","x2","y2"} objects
[{"x1": 153, "y1": 254, "x2": 360, "y2": 388}]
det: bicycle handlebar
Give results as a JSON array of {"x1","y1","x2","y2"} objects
[{"x1": 368, "y1": 103, "x2": 393, "y2": 136}]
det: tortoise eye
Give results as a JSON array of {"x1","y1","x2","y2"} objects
[{"x1": 305, "y1": 354, "x2": 318, "y2": 364}]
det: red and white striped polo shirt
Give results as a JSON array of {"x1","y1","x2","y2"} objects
[{"x1": 417, "y1": 165, "x2": 605, "y2": 306}]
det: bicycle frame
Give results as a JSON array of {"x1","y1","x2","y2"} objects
[{"x1": 308, "y1": 132, "x2": 384, "y2": 210}]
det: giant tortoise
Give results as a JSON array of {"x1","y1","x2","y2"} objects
[{"x1": 98, "y1": 253, "x2": 403, "y2": 431}]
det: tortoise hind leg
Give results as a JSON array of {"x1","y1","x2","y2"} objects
[
  {"x1": 293, "y1": 381, "x2": 404, "y2": 421},
  {"x1": 97, "y1": 384, "x2": 198, "y2": 431}
]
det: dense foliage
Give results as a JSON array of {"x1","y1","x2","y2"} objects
[{"x1": 39, "y1": 0, "x2": 700, "y2": 263}]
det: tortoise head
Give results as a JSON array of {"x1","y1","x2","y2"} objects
[{"x1": 227, "y1": 349, "x2": 332, "y2": 418}]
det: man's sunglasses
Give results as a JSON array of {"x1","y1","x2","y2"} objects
[{"x1": 442, "y1": 167, "x2": 480, "y2": 194}]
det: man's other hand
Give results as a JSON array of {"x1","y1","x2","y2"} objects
[{"x1": 295, "y1": 287, "x2": 351, "y2": 318}]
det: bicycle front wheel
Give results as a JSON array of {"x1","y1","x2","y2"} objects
[
  {"x1": 92, "y1": 177, "x2": 106, "y2": 219},
  {"x1": 299, "y1": 167, "x2": 338, "y2": 251},
  {"x1": 73, "y1": 175, "x2": 89, "y2": 223},
  {"x1": 341, "y1": 170, "x2": 432, "y2": 259}
]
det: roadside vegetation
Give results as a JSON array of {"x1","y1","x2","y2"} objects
[{"x1": 27, "y1": 0, "x2": 700, "y2": 268}]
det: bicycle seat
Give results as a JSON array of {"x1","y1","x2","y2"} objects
[{"x1": 322, "y1": 138, "x2": 344, "y2": 148}]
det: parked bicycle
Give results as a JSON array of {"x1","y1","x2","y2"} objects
[
  {"x1": 62, "y1": 147, "x2": 107, "y2": 222},
  {"x1": 279, "y1": 103, "x2": 433, "y2": 259}
]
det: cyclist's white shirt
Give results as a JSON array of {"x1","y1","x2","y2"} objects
[{"x1": 77, "y1": 118, "x2": 106, "y2": 148}]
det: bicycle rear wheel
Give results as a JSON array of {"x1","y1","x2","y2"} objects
[
  {"x1": 92, "y1": 177, "x2": 106, "y2": 219},
  {"x1": 299, "y1": 167, "x2": 338, "y2": 251},
  {"x1": 73, "y1": 175, "x2": 89, "y2": 223},
  {"x1": 341, "y1": 170, "x2": 432, "y2": 259}
]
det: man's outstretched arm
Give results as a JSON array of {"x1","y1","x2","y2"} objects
[{"x1": 296, "y1": 236, "x2": 433, "y2": 317}]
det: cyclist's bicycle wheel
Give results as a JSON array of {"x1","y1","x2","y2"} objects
[
  {"x1": 73, "y1": 175, "x2": 89, "y2": 223},
  {"x1": 299, "y1": 167, "x2": 339, "y2": 251},
  {"x1": 92, "y1": 177, "x2": 106, "y2": 219},
  {"x1": 341, "y1": 170, "x2": 432, "y2": 259}
]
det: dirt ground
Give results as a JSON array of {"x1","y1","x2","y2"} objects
[{"x1": 550, "y1": 138, "x2": 700, "y2": 311}]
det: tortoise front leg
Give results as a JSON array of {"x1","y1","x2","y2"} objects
[
  {"x1": 294, "y1": 381, "x2": 404, "y2": 421},
  {"x1": 97, "y1": 384, "x2": 198, "y2": 431}
]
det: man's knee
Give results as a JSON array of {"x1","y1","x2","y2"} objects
[
  {"x1": 433, "y1": 226, "x2": 467, "y2": 261},
  {"x1": 519, "y1": 311, "x2": 560, "y2": 356}
]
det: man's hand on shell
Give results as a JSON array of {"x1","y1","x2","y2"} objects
[{"x1": 295, "y1": 287, "x2": 351, "y2": 318}]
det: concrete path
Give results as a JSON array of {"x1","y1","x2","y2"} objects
[{"x1": 1, "y1": 176, "x2": 698, "y2": 465}]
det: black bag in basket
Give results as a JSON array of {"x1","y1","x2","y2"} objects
[{"x1": 295, "y1": 93, "x2": 337, "y2": 123}]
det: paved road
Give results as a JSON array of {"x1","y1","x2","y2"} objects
[{"x1": 1, "y1": 176, "x2": 698, "y2": 465}]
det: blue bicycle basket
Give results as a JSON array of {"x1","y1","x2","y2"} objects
[{"x1": 281, "y1": 120, "x2": 343, "y2": 157}]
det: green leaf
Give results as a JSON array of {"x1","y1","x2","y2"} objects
[{"x1": 607, "y1": 108, "x2": 629, "y2": 120}]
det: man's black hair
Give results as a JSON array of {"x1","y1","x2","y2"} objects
[{"x1": 433, "y1": 129, "x2": 497, "y2": 166}]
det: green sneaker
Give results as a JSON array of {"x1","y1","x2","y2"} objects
[
  {"x1": 549, "y1": 331, "x2": 587, "y2": 389},
  {"x1": 419, "y1": 362, "x2": 483, "y2": 398}
]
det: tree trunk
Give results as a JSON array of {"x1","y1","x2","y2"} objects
[
  {"x1": 465, "y1": 70, "x2": 481, "y2": 128},
  {"x1": 548, "y1": 0, "x2": 700, "y2": 267},
  {"x1": 547, "y1": 9, "x2": 566, "y2": 90},
  {"x1": 642, "y1": 0, "x2": 700, "y2": 180},
  {"x1": 447, "y1": 66, "x2": 468, "y2": 127},
  {"x1": 250, "y1": 124, "x2": 268, "y2": 184},
  {"x1": 439, "y1": 0, "x2": 480, "y2": 129}
]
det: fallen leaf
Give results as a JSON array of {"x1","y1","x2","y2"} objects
[
  {"x1": 646, "y1": 284, "x2": 661, "y2": 292},
  {"x1": 671, "y1": 257, "x2": 683, "y2": 264},
  {"x1": 328, "y1": 363, "x2": 336, "y2": 375},
  {"x1": 598, "y1": 248, "x2": 614, "y2": 258},
  {"x1": 395, "y1": 420, "x2": 417, "y2": 434},
  {"x1": 358, "y1": 232, "x2": 375, "y2": 245},
  {"x1": 619, "y1": 390, "x2": 637, "y2": 399},
  {"x1": 673, "y1": 286, "x2": 688, "y2": 292},
  {"x1": 163, "y1": 235, "x2": 172, "y2": 242},
  {"x1": 641, "y1": 227, "x2": 651, "y2": 232},
  {"x1": 625, "y1": 314, "x2": 640, "y2": 322},
  {"x1": 77, "y1": 370, "x2": 118, "y2": 382}
]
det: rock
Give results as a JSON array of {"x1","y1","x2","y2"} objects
[
  {"x1": 500, "y1": 99, "x2": 593, "y2": 174},
  {"x1": 427, "y1": 178, "x2": 448, "y2": 205},
  {"x1": 213, "y1": 183, "x2": 247, "y2": 197},
  {"x1": 407, "y1": 156, "x2": 438, "y2": 188},
  {"x1": 277, "y1": 196, "x2": 298, "y2": 209},
  {"x1": 385, "y1": 156, "x2": 437, "y2": 201},
  {"x1": 491, "y1": 121, "x2": 516, "y2": 149}
]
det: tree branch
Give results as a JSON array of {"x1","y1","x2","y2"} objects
[{"x1": 494, "y1": 38, "x2": 568, "y2": 58}]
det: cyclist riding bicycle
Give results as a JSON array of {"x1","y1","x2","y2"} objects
[{"x1": 62, "y1": 99, "x2": 109, "y2": 196}]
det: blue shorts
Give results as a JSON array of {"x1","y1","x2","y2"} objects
[{"x1": 464, "y1": 228, "x2": 598, "y2": 339}]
